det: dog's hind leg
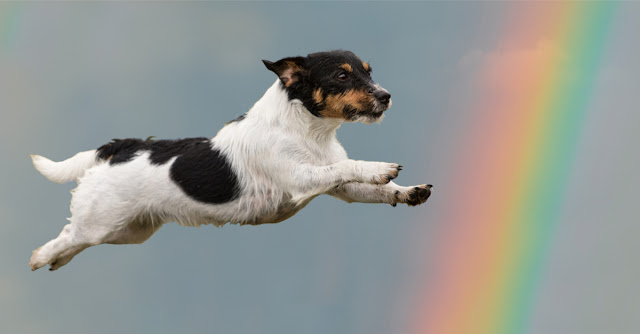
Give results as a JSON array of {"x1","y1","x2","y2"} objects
[
  {"x1": 103, "y1": 215, "x2": 163, "y2": 245},
  {"x1": 31, "y1": 177, "x2": 142, "y2": 271},
  {"x1": 47, "y1": 222, "x2": 160, "y2": 271},
  {"x1": 30, "y1": 223, "x2": 97, "y2": 271},
  {"x1": 30, "y1": 217, "x2": 162, "y2": 271},
  {"x1": 30, "y1": 207, "x2": 121, "y2": 271},
  {"x1": 30, "y1": 155, "x2": 167, "y2": 271}
]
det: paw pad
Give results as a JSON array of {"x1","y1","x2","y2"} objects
[{"x1": 406, "y1": 184, "x2": 432, "y2": 206}]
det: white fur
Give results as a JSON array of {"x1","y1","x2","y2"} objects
[
  {"x1": 30, "y1": 80, "x2": 428, "y2": 271},
  {"x1": 31, "y1": 150, "x2": 98, "y2": 183}
]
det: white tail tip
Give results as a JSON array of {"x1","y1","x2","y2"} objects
[{"x1": 31, "y1": 150, "x2": 98, "y2": 183}]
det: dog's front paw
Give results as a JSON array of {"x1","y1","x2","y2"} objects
[
  {"x1": 357, "y1": 161, "x2": 402, "y2": 184},
  {"x1": 394, "y1": 184, "x2": 432, "y2": 206}
]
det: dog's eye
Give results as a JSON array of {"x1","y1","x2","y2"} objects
[{"x1": 337, "y1": 72, "x2": 348, "y2": 81}]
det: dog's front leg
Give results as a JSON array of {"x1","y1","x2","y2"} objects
[
  {"x1": 288, "y1": 160, "x2": 401, "y2": 195},
  {"x1": 328, "y1": 181, "x2": 432, "y2": 207}
]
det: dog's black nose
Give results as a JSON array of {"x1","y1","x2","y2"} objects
[{"x1": 374, "y1": 90, "x2": 391, "y2": 105}]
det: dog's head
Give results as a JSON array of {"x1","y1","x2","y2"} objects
[{"x1": 263, "y1": 50, "x2": 391, "y2": 124}]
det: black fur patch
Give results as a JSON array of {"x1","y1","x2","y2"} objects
[
  {"x1": 97, "y1": 137, "x2": 210, "y2": 165},
  {"x1": 96, "y1": 137, "x2": 240, "y2": 204},
  {"x1": 169, "y1": 141, "x2": 240, "y2": 204}
]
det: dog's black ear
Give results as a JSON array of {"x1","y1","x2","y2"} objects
[{"x1": 262, "y1": 56, "x2": 306, "y2": 87}]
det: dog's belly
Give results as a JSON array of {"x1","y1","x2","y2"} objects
[
  {"x1": 178, "y1": 189, "x2": 316, "y2": 226},
  {"x1": 240, "y1": 195, "x2": 315, "y2": 225},
  {"x1": 246, "y1": 207, "x2": 300, "y2": 225}
]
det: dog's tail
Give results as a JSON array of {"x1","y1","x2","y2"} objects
[{"x1": 31, "y1": 150, "x2": 99, "y2": 183}]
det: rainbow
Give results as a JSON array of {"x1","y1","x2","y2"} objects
[{"x1": 412, "y1": 3, "x2": 618, "y2": 334}]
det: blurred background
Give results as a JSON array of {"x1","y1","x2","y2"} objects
[{"x1": 1, "y1": 2, "x2": 639, "y2": 334}]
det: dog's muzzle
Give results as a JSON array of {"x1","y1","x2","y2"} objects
[{"x1": 370, "y1": 86, "x2": 391, "y2": 114}]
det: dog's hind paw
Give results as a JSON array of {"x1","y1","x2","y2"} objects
[{"x1": 29, "y1": 248, "x2": 47, "y2": 271}]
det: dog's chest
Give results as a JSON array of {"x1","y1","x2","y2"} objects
[
  {"x1": 301, "y1": 137, "x2": 348, "y2": 164},
  {"x1": 239, "y1": 140, "x2": 345, "y2": 224}
]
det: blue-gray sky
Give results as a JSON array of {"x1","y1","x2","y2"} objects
[{"x1": 1, "y1": 2, "x2": 639, "y2": 334}]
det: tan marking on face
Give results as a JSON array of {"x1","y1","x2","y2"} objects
[
  {"x1": 281, "y1": 61, "x2": 304, "y2": 87},
  {"x1": 312, "y1": 88, "x2": 323, "y2": 104},
  {"x1": 340, "y1": 63, "x2": 353, "y2": 72},
  {"x1": 319, "y1": 89, "x2": 374, "y2": 120},
  {"x1": 285, "y1": 60, "x2": 302, "y2": 72},
  {"x1": 362, "y1": 62, "x2": 370, "y2": 72}
]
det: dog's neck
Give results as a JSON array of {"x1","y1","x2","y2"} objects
[{"x1": 249, "y1": 80, "x2": 342, "y2": 142}]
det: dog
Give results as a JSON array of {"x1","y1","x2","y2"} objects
[{"x1": 29, "y1": 50, "x2": 432, "y2": 271}]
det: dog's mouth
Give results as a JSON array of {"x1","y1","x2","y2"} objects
[
  {"x1": 366, "y1": 98, "x2": 392, "y2": 120},
  {"x1": 356, "y1": 101, "x2": 390, "y2": 124},
  {"x1": 375, "y1": 98, "x2": 391, "y2": 113}
]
